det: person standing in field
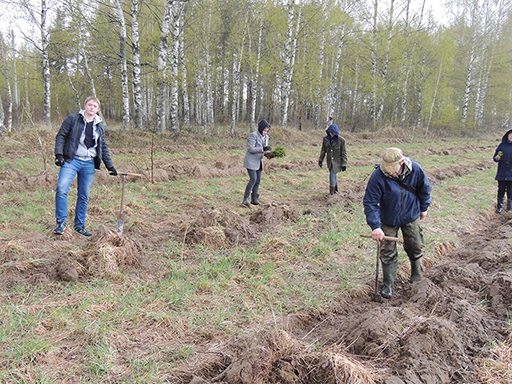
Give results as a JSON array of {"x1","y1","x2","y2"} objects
[
  {"x1": 363, "y1": 147, "x2": 432, "y2": 299},
  {"x1": 54, "y1": 96, "x2": 117, "y2": 236},
  {"x1": 318, "y1": 123, "x2": 347, "y2": 197},
  {"x1": 242, "y1": 120, "x2": 271, "y2": 207},
  {"x1": 493, "y1": 129, "x2": 512, "y2": 213}
]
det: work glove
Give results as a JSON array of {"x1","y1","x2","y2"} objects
[
  {"x1": 341, "y1": 166, "x2": 346, "y2": 172},
  {"x1": 495, "y1": 151, "x2": 503, "y2": 161},
  {"x1": 108, "y1": 168, "x2": 118, "y2": 176},
  {"x1": 318, "y1": 160, "x2": 322, "y2": 168},
  {"x1": 263, "y1": 146, "x2": 271, "y2": 152},
  {"x1": 55, "y1": 155, "x2": 65, "y2": 167}
]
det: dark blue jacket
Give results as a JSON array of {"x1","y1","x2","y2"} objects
[
  {"x1": 494, "y1": 129, "x2": 512, "y2": 181},
  {"x1": 363, "y1": 159, "x2": 432, "y2": 230},
  {"x1": 55, "y1": 112, "x2": 115, "y2": 171}
]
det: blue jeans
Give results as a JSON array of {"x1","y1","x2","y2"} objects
[
  {"x1": 329, "y1": 168, "x2": 338, "y2": 187},
  {"x1": 55, "y1": 158, "x2": 96, "y2": 229}
]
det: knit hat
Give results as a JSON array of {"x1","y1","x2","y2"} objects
[{"x1": 381, "y1": 147, "x2": 403, "y2": 174}]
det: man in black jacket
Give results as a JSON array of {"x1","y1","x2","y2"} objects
[{"x1": 54, "y1": 96, "x2": 117, "y2": 236}]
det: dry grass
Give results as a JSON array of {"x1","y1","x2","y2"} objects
[
  {"x1": 81, "y1": 225, "x2": 141, "y2": 277},
  {"x1": 477, "y1": 329, "x2": 512, "y2": 384}
]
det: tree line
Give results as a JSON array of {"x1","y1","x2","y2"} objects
[{"x1": 0, "y1": 0, "x2": 511, "y2": 135}]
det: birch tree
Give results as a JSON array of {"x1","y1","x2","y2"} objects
[
  {"x1": 169, "y1": 0, "x2": 186, "y2": 133},
  {"x1": 179, "y1": 7, "x2": 190, "y2": 129},
  {"x1": 114, "y1": 0, "x2": 131, "y2": 130},
  {"x1": 281, "y1": 0, "x2": 302, "y2": 127},
  {"x1": 131, "y1": 0, "x2": 143, "y2": 130},
  {"x1": 155, "y1": 0, "x2": 174, "y2": 132}
]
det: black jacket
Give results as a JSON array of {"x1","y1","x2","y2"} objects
[{"x1": 55, "y1": 113, "x2": 115, "y2": 171}]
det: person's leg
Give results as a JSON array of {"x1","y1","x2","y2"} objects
[
  {"x1": 74, "y1": 160, "x2": 95, "y2": 231},
  {"x1": 380, "y1": 223, "x2": 400, "y2": 298},
  {"x1": 243, "y1": 169, "x2": 257, "y2": 206},
  {"x1": 401, "y1": 219, "x2": 424, "y2": 282},
  {"x1": 497, "y1": 181, "x2": 505, "y2": 213},
  {"x1": 251, "y1": 169, "x2": 263, "y2": 205},
  {"x1": 506, "y1": 181, "x2": 512, "y2": 211},
  {"x1": 55, "y1": 160, "x2": 80, "y2": 232},
  {"x1": 329, "y1": 168, "x2": 337, "y2": 195}
]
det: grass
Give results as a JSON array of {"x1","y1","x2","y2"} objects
[{"x1": 0, "y1": 125, "x2": 505, "y2": 382}]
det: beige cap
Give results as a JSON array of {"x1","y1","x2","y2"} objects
[{"x1": 381, "y1": 147, "x2": 403, "y2": 174}]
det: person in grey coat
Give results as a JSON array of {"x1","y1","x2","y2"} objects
[
  {"x1": 318, "y1": 123, "x2": 347, "y2": 197},
  {"x1": 242, "y1": 120, "x2": 271, "y2": 207}
]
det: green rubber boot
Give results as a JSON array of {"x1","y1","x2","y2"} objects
[
  {"x1": 381, "y1": 261, "x2": 398, "y2": 299},
  {"x1": 242, "y1": 192, "x2": 251, "y2": 207},
  {"x1": 410, "y1": 258, "x2": 422, "y2": 283}
]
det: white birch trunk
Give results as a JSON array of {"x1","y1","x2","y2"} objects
[
  {"x1": 115, "y1": 0, "x2": 131, "y2": 130},
  {"x1": 169, "y1": 1, "x2": 185, "y2": 133},
  {"x1": 326, "y1": 26, "x2": 346, "y2": 126},
  {"x1": 370, "y1": 0, "x2": 378, "y2": 124},
  {"x1": 10, "y1": 30, "x2": 19, "y2": 107},
  {"x1": 281, "y1": 0, "x2": 301, "y2": 127},
  {"x1": 250, "y1": 18, "x2": 263, "y2": 132},
  {"x1": 41, "y1": 0, "x2": 51, "y2": 128},
  {"x1": 156, "y1": 0, "x2": 173, "y2": 132},
  {"x1": 82, "y1": 47, "x2": 97, "y2": 97},
  {"x1": 426, "y1": 58, "x2": 444, "y2": 137},
  {"x1": 2, "y1": 65, "x2": 12, "y2": 133},
  {"x1": 131, "y1": 0, "x2": 143, "y2": 130},
  {"x1": 376, "y1": 0, "x2": 395, "y2": 122},
  {"x1": 0, "y1": 89, "x2": 5, "y2": 135},
  {"x1": 179, "y1": 10, "x2": 190, "y2": 129},
  {"x1": 231, "y1": 24, "x2": 245, "y2": 134}
]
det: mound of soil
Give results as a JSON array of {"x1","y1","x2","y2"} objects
[{"x1": 179, "y1": 212, "x2": 512, "y2": 383}]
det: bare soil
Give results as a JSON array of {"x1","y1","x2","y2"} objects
[{"x1": 0, "y1": 130, "x2": 508, "y2": 383}]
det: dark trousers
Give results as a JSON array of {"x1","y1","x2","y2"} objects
[
  {"x1": 244, "y1": 168, "x2": 262, "y2": 197},
  {"x1": 380, "y1": 219, "x2": 424, "y2": 265},
  {"x1": 497, "y1": 180, "x2": 512, "y2": 200}
]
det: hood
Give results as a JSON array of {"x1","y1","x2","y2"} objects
[
  {"x1": 258, "y1": 120, "x2": 271, "y2": 135},
  {"x1": 326, "y1": 124, "x2": 339, "y2": 136},
  {"x1": 79, "y1": 110, "x2": 102, "y2": 125},
  {"x1": 501, "y1": 129, "x2": 512, "y2": 143}
]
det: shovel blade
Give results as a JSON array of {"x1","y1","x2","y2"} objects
[{"x1": 117, "y1": 219, "x2": 124, "y2": 236}]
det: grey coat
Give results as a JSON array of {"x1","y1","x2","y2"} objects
[
  {"x1": 243, "y1": 131, "x2": 269, "y2": 170},
  {"x1": 319, "y1": 135, "x2": 347, "y2": 174}
]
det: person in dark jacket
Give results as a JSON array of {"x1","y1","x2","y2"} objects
[
  {"x1": 493, "y1": 129, "x2": 512, "y2": 213},
  {"x1": 363, "y1": 147, "x2": 432, "y2": 298},
  {"x1": 318, "y1": 124, "x2": 348, "y2": 197},
  {"x1": 242, "y1": 120, "x2": 271, "y2": 207},
  {"x1": 54, "y1": 96, "x2": 117, "y2": 236}
]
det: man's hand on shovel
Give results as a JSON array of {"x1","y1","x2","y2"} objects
[{"x1": 361, "y1": 233, "x2": 400, "y2": 303}]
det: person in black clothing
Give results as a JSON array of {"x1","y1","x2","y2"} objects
[
  {"x1": 54, "y1": 96, "x2": 117, "y2": 236},
  {"x1": 493, "y1": 129, "x2": 512, "y2": 213}
]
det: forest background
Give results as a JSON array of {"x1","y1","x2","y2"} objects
[{"x1": 0, "y1": 0, "x2": 510, "y2": 135}]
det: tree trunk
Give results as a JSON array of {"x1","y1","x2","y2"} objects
[
  {"x1": 376, "y1": 0, "x2": 395, "y2": 122},
  {"x1": 169, "y1": 1, "x2": 185, "y2": 133},
  {"x1": 115, "y1": 0, "x2": 131, "y2": 130},
  {"x1": 131, "y1": 0, "x2": 143, "y2": 131},
  {"x1": 41, "y1": 0, "x2": 51, "y2": 128},
  {"x1": 281, "y1": 0, "x2": 301, "y2": 127},
  {"x1": 156, "y1": 0, "x2": 174, "y2": 132},
  {"x1": 370, "y1": 0, "x2": 378, "y2": 127},
  {"x1": 250, "y1": 18, "x2": 263, "y2": 132},
  {"x1": 179, "y1": 8, "x2": 190, "y2": 129}
]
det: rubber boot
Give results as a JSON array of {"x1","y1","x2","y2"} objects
[
  {"x1": 334, "y1": 185, "x2": 339, "y2": 194},
  {"x1": 327, "y1": 186, "x2": 335, "y2": 198},
  {"x1": 251, "y1": 193, "x2": 262, "y2": 205},
  {"x1": 409, "y1": 258, "x2": 422, "y2": 283},
  {"x1": 507, "y1": 199, "x2": 512, "y2": 212},
  {"x1": 381, "y1": 261, "x2": 398, "y2": 299},
  {"x1": 242, "y1": 192, "x2": 251, "y2": 207},
  {"x1": 496, "y1": 198, "x2": 504, "y2": 213}
]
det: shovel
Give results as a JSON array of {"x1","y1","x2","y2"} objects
[
  {"x1": 117, "y1": 172, "x2": 142, "y2": 235},
  {"x1": 361, "y1": 234, "x2": 400, "y2": 302}
]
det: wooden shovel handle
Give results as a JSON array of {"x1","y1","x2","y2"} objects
[{"x1": 360, "y1": 234, "x2": 400, "y2": 242}]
